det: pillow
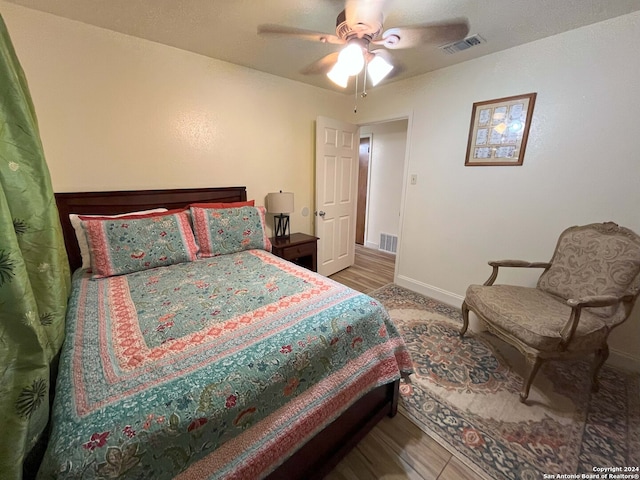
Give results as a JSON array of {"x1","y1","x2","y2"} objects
[
  {"x1": 80, "y1": 210, "x2": 198, "y2": 278},
  {"x1": 190, "y1": 205, "x2": 271, "y2": 258},
  {"x1": 70, "y1": 208, "x2": 168, "y2": 269},
  {"x1": 189, "y1": 200, "x2": 255, "y2": 209}
]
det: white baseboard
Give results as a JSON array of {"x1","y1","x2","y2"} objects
[
  {"x1": 395, "y1": 274, "x2": 464, "y2": 308},
  {"x1": 364, "y1": 241, "x2": 378, "y2": 250},
  {"x1": 393, "y1": 275, "x2": 640, "y2": 373}
]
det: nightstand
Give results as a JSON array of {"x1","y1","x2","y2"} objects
[{"x1": 270, "y1": 233, "x2": 319, "y2": 272}]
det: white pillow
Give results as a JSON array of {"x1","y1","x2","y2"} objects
[{"x1": 70, "y1": 208, "x2": 168, "y2": 269}]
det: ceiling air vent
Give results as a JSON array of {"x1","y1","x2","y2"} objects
[{"x1": 440, "y1": 34, "x2": 485, "y2": 54}]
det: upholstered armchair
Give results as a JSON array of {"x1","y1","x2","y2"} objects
[{"x1": 461, "y1": 222, "x2": 640, "y2": 403}]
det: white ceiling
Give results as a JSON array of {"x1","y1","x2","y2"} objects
[{"x1": 6, "y1": 0, "x2": 640, "y2": 93}]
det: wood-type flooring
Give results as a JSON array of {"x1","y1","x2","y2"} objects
[{"x1": 326, "y1": 245, "x2": 478, "y2": 480}]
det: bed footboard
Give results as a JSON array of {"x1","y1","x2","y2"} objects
[{"x1": 266, "y1": 379, "x2": 400, "y2": 480}]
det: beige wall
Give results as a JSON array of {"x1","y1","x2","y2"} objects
[
  {"x1": 355, "y1": 11, "x2": 640, "y2": 369},
  {"x1": 1, "y1": 1, "x2": 351, "y2": 236}
]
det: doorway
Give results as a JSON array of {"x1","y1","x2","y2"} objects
[
  {"x1": 314, "y1": 115, "x2": 409, "y2": 277},
  {"x1": 356, "y1": 119, "x2": 408, "y2": 254}
]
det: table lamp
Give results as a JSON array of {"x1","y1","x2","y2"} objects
[{"x1": 267, "y1": 191, "x2": 294, "y2": 238}]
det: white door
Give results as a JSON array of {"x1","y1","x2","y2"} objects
[{"x1": 315, "y1": 116, "x2": 359, "y2": 276}]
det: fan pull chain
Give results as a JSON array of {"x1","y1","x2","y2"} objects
[
  {"x1": 353, "y1": 68, "x2": 368, "y2": 114},
  {"x1": 354, "y1": 74, "x2": 358, "y2": 114},
  {"x1": 362, "y1": 64, "x2": 368, "y2": 99}
]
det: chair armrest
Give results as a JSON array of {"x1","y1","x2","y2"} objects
[
  {"x1": 488, "y1": 260, "x2": 551, "y2": 269},
  {"x1": 560, "y1": 294, "x2": 635, "y2": 349},
  {"x1": 483, "y1": 260, "x2": 551, "y2": 286},
  {"x1": 566, "y1": 294, "x2": 634, "y2": 308}
]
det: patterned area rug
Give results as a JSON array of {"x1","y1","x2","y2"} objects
[{"x1": 370, "y1": 284, "x2": 640, "y2": 480}]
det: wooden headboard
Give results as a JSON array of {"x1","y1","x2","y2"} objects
[{"x1": 55, "y1": 186, "x2": 247, "y2": 271}]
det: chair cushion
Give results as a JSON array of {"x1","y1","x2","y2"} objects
[
  {"x1": 465, "y1": 284, "x2": 609, "y2": 352},
  {"x1": 537, "y1": 223, "x2": 640, "y2": 317}
]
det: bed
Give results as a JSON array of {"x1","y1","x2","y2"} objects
[{"x1": 41, "y1": 186, "x2": 412, "y2": 479}]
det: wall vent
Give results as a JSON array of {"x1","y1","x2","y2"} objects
[
  {"x1": 440, "y1": 34, "x2": 486, "y2": 54},
  {"x1": 379, "y1": 233, "x2": 398, "y2": 254}
]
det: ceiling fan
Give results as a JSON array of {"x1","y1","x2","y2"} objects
[{"x1": 258, "y1": 0, "x2": 469, "y2": 88}]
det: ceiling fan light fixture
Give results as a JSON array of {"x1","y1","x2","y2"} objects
[
  {"x1": 336, "y1": 41, "x2": 365, "y2": 76},
  {"x1": 327, "y1": 64, "x2": 350, "y2": 88},
  {"x1": 367, "y1": 54, "x2": 393, "y2": 86}
]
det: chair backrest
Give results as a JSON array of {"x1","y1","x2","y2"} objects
[{"x1": 537, "y1": 222, "x2": 640, "y2": 318}]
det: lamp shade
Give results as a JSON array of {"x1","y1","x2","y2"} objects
[
  {"x1": 336, "y1": 42, "x2": 365, "y2": 76},
  {"x1": 327, "y1": 64, "x2": 350, "y2": 88},
  {"x1": 267, "y1": 191, "x2": 294, "y2": 214},
  {"x1": 327, "y1": 39, "x2": 367, "y2": 87},
  {"x1": 367, "y1": 54, "x2": 393, "y2": 86}
]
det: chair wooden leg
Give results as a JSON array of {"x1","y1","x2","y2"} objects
[
  {"x1": 460, "y1": 301, "x2": 470, "y2": 337},
  {"x1": 520, "y1": 355, "x2": 543, "y2": 403},
  {"x1": 591, "y1": 344, "x2": 609, "y2": 393}
]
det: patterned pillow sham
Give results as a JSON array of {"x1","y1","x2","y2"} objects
[
  {"x1": 190, "y1": 205, "x2": 272, "y2": 258},
  {"x1": 70, "y1": 208, "x2": 168, "y2": 270},
  {"x1": 80, "y1": 209, "x2": 199, "y2": 278}
]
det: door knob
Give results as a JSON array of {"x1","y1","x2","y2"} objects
[{"x1": 316, "y1": 210, "x2": 326, "y2": 217}]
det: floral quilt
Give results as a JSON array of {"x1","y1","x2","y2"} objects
[{"x1": 38, "y1": 249, "x2": 412, "y2": 479}]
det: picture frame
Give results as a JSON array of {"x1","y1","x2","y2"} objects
[{"x1": 464, "y1": 92, "x2": 537, "y2": 166}]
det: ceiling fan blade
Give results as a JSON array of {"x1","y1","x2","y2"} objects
[
  {"x1": 374, "y1": 19, "x2": 470, "y2": 49},
  {"x1": 257, "y1": 24, "x2": 345, "y2": 45},
  {"x1": 301, "y1": 52, "x2": 340, "y2": 75}
]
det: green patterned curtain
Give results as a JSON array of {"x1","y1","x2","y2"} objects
[{"x1": 0, "y1": 14, "x2": 71, "y2": 479}]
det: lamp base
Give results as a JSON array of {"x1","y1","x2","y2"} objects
[{"x1": 274, "y1": 214, "x2": 290, "y2": 238}]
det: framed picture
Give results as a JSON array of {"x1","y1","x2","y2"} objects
[{"x1": 464, "y1": 92, "x2": 537, "y2": 166}]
